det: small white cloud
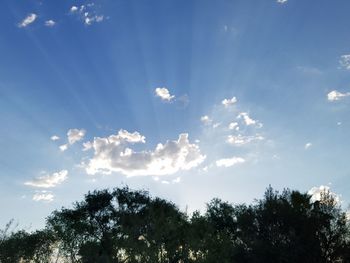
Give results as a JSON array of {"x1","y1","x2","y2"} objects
[
  {"x1": 308, "y1": 185, "x2": 340, "y2": 204},
  {"x1": 339, "y1": 54, "x2": 350, "y2": 70},
  {"x1": 18, "y1": 13, "x2": 37, "y2": 28},
  {"x1": 277, "y1": 0, "x2": 288, "y2": 3},
  {"x1": 25, "y1": 170, "x2": 68, "y2": 188},
  {"x1": 337, "y1": 122, "x2": 342, "y2": 126},
  {"x1": 67, "y1": 129, "x2": 86, "y2": 145},
  {"x1": 172, "y1": 177, "x2": 181, "y2": 183},
  {"x1": 70, "y1": 6, "x2": 78, "y2": 13},
  {"x1": 304, "y1": 142, "x2": 312, "y2": 150},
  {"x1": 226, "y1": 134, "x2": 264, "y2": 146},
  {"x1": 45, "y1": 20, "x2": 56, "y2": 27},
  {"x1": 50, "y1": 135, "x2": 60, "y2": 141},
  {"x1": 82, "y1": 141, "x2": 93, "y2": 151},
  {"x1": 327, "y1": 90, "x2": 350, "y2": 101},
  {"x1": 200, "y1": 115, "x2": 212, "y2": 125},
  {"x1": 33, "y1": 191, "x2": 54, "y2": 202},
  {"x1": 161, "y1": 180, "x2": 170, "y2": 184},
  {"x1": 212, "y1": 123, "x2": 221, "y2": 129},
  {"x1": 59, "y1": 144, "x2": 68, "y2": 152},
  {"x1": 222, "y1": 97, "x2": 237, "y2": 107},
  {"x1": 155, "y1": 87, "x2": 175, "y2": 102},
  {"x1": 85, "y1": 15, "x2": 104, "y2": 25},
  {"x1": 237, "y1": 112, "x2": 257, "y2": 126},
  {"x1": 85, "y1": 131, "x2": 205, "y2": 177},
  {"x1": 228, "y1": 122, "x2": 238, "y2": 130},
  {"x1": 216, "y1": 157, "x2": 245, "y2": 167}
]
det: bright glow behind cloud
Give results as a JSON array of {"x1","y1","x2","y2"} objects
[{"x1": 85, "y1": 130, "x2": 205, "y2": 176}]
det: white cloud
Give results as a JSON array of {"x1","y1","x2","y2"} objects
[
  {"x1": 25, "y1": 170, "x2": 68, "y2": 188},
  {"x1": 304, "y1": 142, "x2": 312, "y2": 150},
  {"x1": 226, "y1": 134, "x2": 264, "y2": 146},
  {"x1": 228, "y1": 122, "x2": 239, "y2": 130},
  {"x1": 84, "y1": 14, "x2": 104, "y2": 25},
  {"x1": 155, "y1": 87, "x2": 175, "y2": 102},
  {"x1": 82, "y1": 141, "x2": 93, "y2": 151},
  {"x1": 59, "y1": 144, "x2": 68, "y2": 152},
  {"x1": 339, "y1": 54, "x2": 350, "y2": 70},
  {"x1": 200, "y1": 115, "x2": 212, "y2": 125},
  {"x1": 50, "y1": 135, "x2": 60, "y2": 141},
  {"x1": 237, "y1": 112, "x2": 257, "y2": 126},
  {"x1": 70, "y1": 5, "x2": 104, "y2": 25},
  {"x1": 172, "y1": 177, "x2": 181, "y2": 183},
  {"x1": 67, "y1": 129, "x2": 86, "y2": 145},
  {"x1": 327, "y1": 90, "x2": 350, "y2": 101},
  {"x1": 213, "y1": 123, "x2": 221, "y2": 129},
  {"x1": 18, "y1": 13, "x2": 37, "y2": 28},
  {"x1": 85, "y1": 130, "x2": 205, "y2": 177},
  {"x1": 277, "y1": 0, "x2": 288, "y2": 3},
  {"x1": 222, "y1": 97, "x2": 237, "y2": 107},
  {"x1": 33, "y1": 191, "x2": 54, "y2": 202},
  {"x1": 70, "y1": 6, "x2": 78, "y2": 13},
  {"x1": 45, "y1": 20, "x2": 56, "y2": 27},
  {"x1": 216, "y1": 157, "x2": 245, "y2": 167},
  {"x1": 308, "y1": 185, "x2": 340, "y2": 204}
]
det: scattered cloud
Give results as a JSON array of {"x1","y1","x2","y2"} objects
[
  {"x1": 172, "y1": 177, "x2": 181, "y2": 183},
  {"x1": 304, "y1": 142, "x2": 312, "y2": 150},
  {"x1": 70, "y1": 6, "x2": 78, "y2": 13},
  {"x1": 277, "y1": 0, "x2": 288, "y2": 3},
  {"x1": 45, "y1": 20, "x2": 56, "y2": 27},
  {"x1": 308, "y1": 185, "x2": 340, "y2": 204},
  {"x1": 222, "y1": 97, "x2": 237, "y2": 107},
  {"x1": 339, "y1": 54, "x2": 350, "y2": 70},
  {"x1": 84, "y1": 130, "x2": 205, "y2": 177},
  {"x1": 32, "y1": 191, "x2": 54, "y2": 202},
  {"x1": 24, "y1": 170, "x2": 68, "y2": 188},
  {"x1": 200, "y1": 115, "x2": 212, "y2": 125},
  {"x1": 70, "y1": 4, "x2": 105, "y2": 25},
  {"x1": 18, "y1": 13, "x2": 37, "y2": 28},
  {"x1": 327, "y1": 90, "x2": 350, "y2": 101},
  {"x1": 216, "y1": 157, "x2": 245, "y2": 167},
  {"x1": 155, "y1": 87, "x2": 175, "y2": 102},
  {"x1": 59, "y1": 144, "x2": 68, "y2": 152},
  {"x1": 237, "y1": 112, "x2": 257, "y2": 126},
  {"x1": 50, "y1": 135, "x2": 60, "y2": 141},
  {"x1": 226, "y1": 134, "x2": 264, "y2": 146},
  {"x1": 68, "y1": 129, "x2": 86, "y2": 145},
  {"x1": 228, "y1": 122, "x2": 239, "y2": 130}
]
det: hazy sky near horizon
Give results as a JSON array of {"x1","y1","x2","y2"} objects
[{"x1": 1, "y1": 0, "x2": 350, "y2": 229}]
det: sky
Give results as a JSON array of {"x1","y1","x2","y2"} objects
[{"x1": 1, "y1": 0, "x2": 350, "y2": 230}]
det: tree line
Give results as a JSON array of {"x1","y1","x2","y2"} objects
[{"x1": 1, "y1": 186, "x2": 350, "y2": 262}]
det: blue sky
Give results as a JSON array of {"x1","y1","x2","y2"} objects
[{"x1": 1, "y1": 0, "x2": 350, "y2": 229}]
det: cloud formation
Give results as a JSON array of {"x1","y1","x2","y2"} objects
[
  {"x1": 68, "y1": 129, "x2": 86, "y2": 145},
  {"x1": 339, "y1": 54, "x2": 350, "y2": 70},
  {"x1": 200, "y1": 115, "x2": 212, "y2": 125},
  {"x1": 222, "y1": 97, "x2": 237, "y2": 107},
  {"x1": 226, "y1": 134, "x2": 264, "y2": 146},
  {"x1": 237, "y1": 112, "x2": 257, "y2": 126},
  {"x1": 50, "y1": 135, "x2": 60, "y2": 141},
  {"x1": 155, "y1": 87, "x2": 175, "y2": 102},
  {"x1": 84, "y1": 130, "x2": 205, "y2": 176},
  {"x1": 327, "y1": 90, "x2": 350, "y2": 101},
  {"x1": 304, "y1": 142, "x2": 312, "y2": 150},
  {"x1": 216, "y1": 157, "x2": 245, "y2": 167},
  {"x1": 45, "y1": 20, "x2": 56, "y2": 27},
  {"x1": 25, "y1": 170, "x2": 68, "y2": 188},
  {"x1": 277, "y1": 0, "x2": 288, "y2": 3},
  {"x1": 32, "y1": 191, "x2": 54, "y2": 202},
  {"x1": 18, "y1": 13, "x2": 37, "y2": 28},
  {"x1": 70, "y1": 4, "x2": 104, "y2": 25}
]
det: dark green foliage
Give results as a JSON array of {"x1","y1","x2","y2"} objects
[{"x1": 1, "y1": 186, "x2": 349, "y2": 262}]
